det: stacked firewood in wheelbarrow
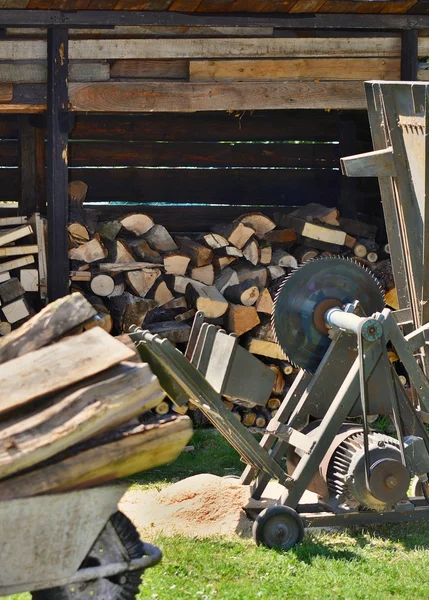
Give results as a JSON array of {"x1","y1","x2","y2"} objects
[{"x1": 0, "y1": 292, "x2": 192, "y2": 501}]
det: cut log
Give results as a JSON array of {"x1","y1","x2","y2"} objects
[
  {"x1": 90, "y1": 274, "x2": 115, "y2": 297},
  {"x1": 233, "y1": 265, "x2": 268, "y2": 288},
  {"x1": 256, "y1": 288, "x2": 273, "y2": 314},
  {"x1": 120, "y1": 213, "x2": 154, "y2": 236},
  {"x1": 283, "y1": 362, "x2": 295, "y2": 375},
  {"x1": 0, "y1": 328, "x2": 135, "y2": 416},
  {"x1": 263, "y1": 229, "x2": 297, "y2": 244},
  {"x1": 191, "y1": 264, "x2": 215, "y2": 285},
  {"x1": 213, "y1": 256, "x2": 237, "y2": 270},
  {"x1": 268, "y1": 265, "x2": 286, "y2": 280},
  {"x1": 255, "y1": 411, "x2": 268, "y2": 429},
  {"x1": 0, "y1": 416, "x2": 192, "y2": 499},
  {"x1": 68, "y1": 180, "x2": 88, "y2": 206},
  {"x1": 97, "y1": 220, "x2": 122, "y2": 242},
  {"x1": 129, "y1": 238, "x2": 162, "y2": 263},
  {"x1": 224, "y1": 280, "x2": 259, "y2": 306},
  {"x1": 385, "y1": 287, "x2": 399, "y2": 310},
  {"x1": 111, "y1": 239, "x2": 136, "y2": 264},
  {"x1": 155, "y1": 400, "x2": 170, "y2": 415},
  {"x1": 212, "y1": 222, "x2": 254, "y2": 249},
  {"x1": 0, "y1": 272, "x2": 10, "y2": 283},
  {"x1": 175, "y1": 308, "x2": 196, "y2": 323},
  {"x1": 238, "y1": 213, "x2": 276, "y2": 238},
  {"x1": 164, "y1": 252, "x2": 191, "y2": 276},
  {"x1": 0, "y1": 245, "x2": 38, "y2": 258},
  {"x1": 0, "y1": 361, "x2": 164, "y2": 480},
  {"x1": 0, "y1": 292, "x2": 96, "y2": 364},
  {"x1": 272, "y1": 249, "x2": 298, "y2": 269},
  {"x1": 214, "y1": 267, "x2": 239, "y2": 294},
  {"x1": 68, "y1": 235, "x2": 107, "y2": 263},
  {"x1": 353, "y1": 243, "x2": 368, "y2": 258},
  {"x1": 109, "y1": 292, "x2": 157, "y2": 333},
  {"x1": 185, "y1": 282, "x2": 228, "y2": 319},
  {"x1": 259, "y1": 243, "x2": 272, "y2": 265},
  {"x1": 242, "y1": 410, "x2": 257, "y2": 427},
  {"x1": 243, "y1": 238, "x2": 260, "y2": 266},
  {"x1": 0, "y1": 256, "x2": 35, "y2": 274},
  {"x1": 290, "y1": 203, "x2": 340, "y2": 227},
  {"x1": 215, "y1": 246, "x2": 243, "y2": 258},
  {"x1": 173, "y1": 275, "x2": 194, "y2": 294},
  {"x1": 247, "y1": 338, "x2": 286, "y2": 360},
  {"x1": 176, "y1": 236, "x2": 213, "y2": 267},
  {"x1": 67, "y1": 222, "x2": 90, "y2": 248},
  {"x1": 200, "y1": 232, "x2": 228, "y2": 250},
  {"x1": 226, "y1": 304, "x2": 260, "y2": 336},
  {"x1": 99, "y1": 262, "x2": 163, "y2": 273},
  {"x1": 145, "y1": 224, "x2": 177, "y2": 252},
  {"x1": 267, "y1": 397, "x2": 281, "y2": 410},
  {"x1": 367, "y1": 251, "x2": 378, "y2": 263},
  {"x1": 126, "y1": 268, "x2": 161, "y2": 297},
  {"x1": 145, "y1": 320, "x2": 191, "y2": 343},
  {"x1": 251, "y1": 319, "x2": 277, "y2": 343},
  {"x1": 0, "y1": 278, "x2": 25, "y2": 304},
  {"x1": 275, "y1": 214, "x2": 349, "y2": 248},
  {"x1": 114, "y1": 334, "x2": 141, "y2": 363},
  {"x1": 162, "y1": 296, "x2": 188, "y2": 311},
  {"x1": 269, "y1": 364, "x2": 285, "y2": 396},
  {"x1": 153, "y1": 280, "x2": 174, "y2": 307},
  {"x1": 0, "y1": 322, "x2": 11, "y2": 336},
  {"x1": 2, "y1": 298, "x2": 30, "y2": 325},
  {"x1": 339, "y1": 217, "x2": 377, "y2": 240},
  {"x1": 294, "y1": 246, "x2": 319, "y2": 263}
]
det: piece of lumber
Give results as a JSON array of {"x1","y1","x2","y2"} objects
[
  {"x1": 176, "y1": 236, "x2": 213, "y2": 267},
  {"x1": 242, "y1": 410, "x2": 257, "y2": 427},
  {"x1": 215, "y1": 246, "x2": 243, "y2": 258},
  {"x1": 0, "y1": 277, "x2": 24, "y2": 304},
  {"x1": 120, "y1": 213, "x2": 154, "y2": 236},
  {"x1": 145, "y1": 224, "x2": 177, "y2": 252},
  {"x1": 237, "y1": 213, "x2": 276, "y2": 238},
  {"x1": 214, "y1": 267, "x2": 239, "y2": 294},
  {"x1": 191, "y1": 264, "x2": 215, "y2": 285},
  {"x1": 233, "y1": 264, "x2": 268, "y2": 288},
  {"x1": 145, "y1": 320, "x2": 191, "y2": 344},
  {"x1": 109, "y1": 292, "x2": 157, "y2": 333},
  {"x1": 153, "y1": 280, "x2": 174, "y2": 307},
  {"x1": 283, "y1": 362, "x2": 295, "y2": 376},
  {"x1": 290, "y1": 203, "x2": 340, "y2": 226},
  {"x1": 164, "y1": 252, "x2": 191, "y2": 276},
  {"x1": 211, "y1": 222, "x2": 254, "y2": 250},
  {"x1": 242, "y1": 238, "x2": 260, "y2": 266},
  {"x1": 213, "y1": 256, "x2": 237, "y2": 270},
  {"x1": 173, "y1": 275, "x2": 193, "y2": 295},
  {"x1": 256, "y1": 288, "x2": 273, "y2": 315},
  {"x1": 263, "y1": 229, "x2": 297, "y2": 244},
  {"x1": 129, "y1": 238, "x2": 162, "y2": 263},
  {"x1": 255, "y1": 411, "x2": 268, "y2": 429},
  {"x1": 126, "y1": 268, "x2": 161, "y2": 298},
  {"x1": 268, "y1": 265, "x2": 286, "y2": 280},
  {"x1": 259, "y1": 244, "x2": 272, "y2": 265},
  {"x1": 0, "y1": 272, "x2": 10, "y2": 283},
  {"x1": 110, "y1": 59, "x2": 188, "y2": 80},
  {"x1": 294, "y1": 246, "x2": 319, "y2": 263},
  {"x1": 367, "y1": 251, "x2": 378, "y2": 263},
  {"x1": 0, "y1": 416, "x2": 192, "y2": 499},
  {"x1": 90, "y1": 274, "x2": 115, "y2": 297},
  {"x1": 200, "y1": 232, "x2": 228, "y2": 250},
  {"x1": 175, "y1": 308, "x2": 196, "y2": 323},
  {"x1": 271, "y1": 249, "x2": 298, "y2": 269},
  {"x1": 0, "y1": 328, "x2": 135, "y2": 416},
  {"x1": 247, "y1": 338, "x2": 286, "y2": 360},
  {"x1": 19, "y1": 269, "x2": 38, "y2": 292},
  {"x1": 155, "y1": 400, "x2": 170, "y2": 415},
  {"x1": 99, "y1": 262, "x2": 163, "y2": 273},
  {"x1": 0, "y1": 216, "x2": 27, "y2": 227},
  {"x1": 185, "y1": 282, "x2": 228, "y2": 319},
  {"x1": 269, "y1": 364, "x2": 286, "y2": 396},
  {"x1": 353, "y1": 242, "x2": 368, "y2": 258},
  {"x1": 97, "y1": 220, "x2": 122, "y2": 242},
  {"x1": 2, "y1": 297, "x2": 30, "y2": 325},
  {"x1": 0, "y1": 245, "x2": 38, "y2": 258},
  {"x1": 0, "y1": 224, "x2": 33, "y2": 248},
  {"x1": 68, "y1": 235, "x2": 107, "y2": 263},
  {"x1": 0, "y1": 292, "x2": 96, "y2": 363},
  {"x1": 267, "y1": 397, "x2": 281, "y2": 411},
  {"x1": 224, "y1": 280, "x2": 259, "y2": 306},
  {"x1": 70, "y1": 271, "x2": 92, "y2": 282},
  {"x1": 0, "y1": 361, "x2": 165, "y2": 480},
  {"x1": 67, "y1": 222, "x2": 90, "y2": 248},
  {"x1": 276, "y1": 214, "x2": 348, "y2": 247},
  {"x1": 111, "y1": 239, "x2": 136, "y2": 264},
  {"x1": 226, "y1": 304, "x2": 260, "y2": 337},
  {"x1": 339, "y1": 217, "x2": 377, "y2": 240}
]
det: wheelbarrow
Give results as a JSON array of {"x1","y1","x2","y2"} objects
[{"x1": 0, "y1": 483, "x2": 161, "y2": 599}]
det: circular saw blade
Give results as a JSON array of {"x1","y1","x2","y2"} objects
[{"x1": 272, "y1": 257, "x2": 385, "y2": 374}]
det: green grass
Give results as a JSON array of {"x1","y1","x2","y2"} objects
[{"x1": 3, "y1": 428, "x2": 429, "y2": 600}]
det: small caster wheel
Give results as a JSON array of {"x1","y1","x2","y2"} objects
[{"x1": 253, "y1": 505, "x2": 304, "y2": 551}]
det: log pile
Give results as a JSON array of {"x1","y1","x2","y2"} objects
[
  {"x1": 0, "y1": 292, "x2": 192, "y2": 500},
  {"x1": 64, "y1": 187, "x2": 393, "y2": 429}
]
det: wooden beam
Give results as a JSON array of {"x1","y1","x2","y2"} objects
[
  {"x1": 46, "y1": 27, "x2": 69, "y2": 301},
  {"x1": 0, "y1": 61, "x2": 110, "y2": 83},
  {"x1": 69, "y1": 80, "x2": 366, "y2": 111}
]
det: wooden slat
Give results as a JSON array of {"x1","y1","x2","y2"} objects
[
  {"x1": 190, "y1": 57, "x2": 400, "y2": 81},
  {"x1": 380, "y1": 0, "x2": 417, "y2": 13},
  {"x1": 0, "y1": 37, "x2": 403, "y2": 61},
  {"x1": 68, "y1": 81, "x2": 366, "y2": 111},
  {"x1": 5, "y1": 26, "x2": 275, "y2": 37},
  {"x1": 0, "y1": 84, "x2": 13, "y2": 103},
  {"x1": 110, "y1": 59, "x2": 189, "y2": 79},
  {"x1": 68, "y1": 139, "x2": 339, "y2": 167},
  {"x1": 0, "y1": 61, "x2": 110, "y2": 83}
]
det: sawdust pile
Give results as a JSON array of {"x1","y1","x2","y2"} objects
[{"x1": 120, "y1": 474, "x2": 254, "y2": 539}]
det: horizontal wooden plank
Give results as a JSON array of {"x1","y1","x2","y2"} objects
[
  {"x1": 0, "y1": 84, "x2": 13, "y2": 103},
  {"x1": 110, "y1": 59, "x2": 189, "y2": 79},
  {"x1": 190, "y1": 58, "x2": 401, "y2": 82},
  {"x1": 5, "y1": 26, "x2": 275, "y2": 37},
  {"x1": 0, "y1": 61, "x2": 110, "y2": 83},
  {"x1": 68, "y1": 140, "x2": 340, "y2": 167},
  {"x1": 68, "y1": 81, "x2": 367, "y2": 111},
  {"x1": 0, "y1": 37, "x2": 403, "y2": 61}
]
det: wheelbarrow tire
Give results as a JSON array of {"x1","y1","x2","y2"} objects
[
  {"x1": 32, "y1": 512, "x2": 145, "y2": 600},
  {"x1": 253, "y1": 505, "x2": 304, "y2": 551}
]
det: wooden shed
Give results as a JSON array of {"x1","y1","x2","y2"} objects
[{"x1": 0, "y1": 0, "x2": 427, "y2": 303}]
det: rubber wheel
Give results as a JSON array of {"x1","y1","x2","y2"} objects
[
  {"x1": 253, "y1": 506, "x2": 304, "y2": 551},
  {"x1": 32, "y1": 512, "x2": 145, "y2": 600}
]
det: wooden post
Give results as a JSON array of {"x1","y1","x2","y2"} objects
[
  {"x1": 401, "y1": 29, "x2": 418, "y2": 81},
  {"x1": 19, "y1": 116, "x2": 45, "y2": 217},
  {"x1": 339, "y1": 117, "x2": 358, "y2": 220},
  {"x1": 46, "y1": 27, "x2": 69, "y2": 301}
]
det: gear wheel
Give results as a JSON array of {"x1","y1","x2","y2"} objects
[{"x1": 272, "y1": 257, "x2": 385, "y2": 373}]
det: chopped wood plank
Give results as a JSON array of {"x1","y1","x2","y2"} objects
[
  {"x1": 110, "y1": 59, "x2": 189, "y2": 79},
  {"x1": 0, "y1": 417, "x2": 192, "y2": 499},
  {"x1": 191, "y1": 264, "x2": 215, "y2": 285},
  {"x1": 200, "y1": 232, "x2": 229, "y2": 250},
  {"x1": 290, "y1": 203, "x2": 340, "y2": 226},
  {"x1": 2, "y1": 297, "x2": 30, "y2": 324},
  {"x1": 128, "y1": 238, "x2": 162, "y2": 263},
  {"x1": 111, "y1": 239, "x2": 135, "y2": 264},
  {"x1": 20, "y1": 269, "x2": 38, "y2": 292},
  {"x1": 247, "y1": 338, "x2": 286, "y2": 360},
  {"x1": 212, "y1": 222, "x2": 254, "y2": 250},
  {"x1": 0, "y1": 328, "x2": 135, "y2": 416},
  {"x1": 68, "y1": 81, "x2": 367, "y2": 112},
  {"x1": 276, "y1": 214, "x2": 348, "y2": 246},
  {"x1": 260, "y1": 244, "x2": 272, "y2": 265},
  {"x1": 164, "y1": 253, "x2": 191, "y2": 276},
  {"x1": 153, "y1": 280, "x2": 174, "y2": 306},
  {"x1": 173, "y1": 275, "x2": 193, "y2": 294},
  {"x1": 176, "y1": 236, "x2": 213, "y2": 267},
  {"x1": 256, "y1": 288, "x2": 273, "y2": 314},
  {"x1": 268, "y1": 265, "x2": 286, "y2": 280},
  {"x1": 0, "y1": 245, "x2": 38, "y2": 257},
  {"x1": 0, "y1": 255, "x2": 35, "y2": 273},
  {"x1": 238, "y1": 213, "x2": 276, "y2": 238},
  {"x1": 68, "y1": 236, "x2": 107, "y2": 263},
  {"x1": 0, "y1": 361, "x2": 165, "y2": 480},
  {"x1": 126, "y1": 268, "x2": 161, "y2": 297},
  {"x1": 0, "y1": 277, "x2": 24, "y2": 303},
  {"x1": 214, "y1": 267, "x2": 239, "y2": 294},
  {"x1": 120, "y1": 213, "x2": 154, "y2": 236},
  {"x1": 263, "y1": 229, "x2": 297, "y2": 244},
  {"x1": 0, "y1": 224, "x2": 33, "y2": 248},
  {"x1": 97, "y1": 220, "x2": 122, "y2": 242},
  {"x1": 0, "y1": 62, "x2": 110, "y2": 83},
  {"x1": 99, "y1": 262, "x2": 163, "y2": 272},
  {"x1": 233, "y1": 265, "x2": 268, "y2": 287},
  {"x1": 190, "y1": 58, "x2": 400, "y2": 82},
  {"x1": 186, "y1": 282, "x2": 228, "y2": 318},
  {"x1": 243, "y1": 238, "x2": 260, "y2": 266},
  {"x1": 0, "y1": 216, "x2": 27, "y2": 227},
  {"x1": 272, "y1": 249, "x2": 298, "y2": 269},
  {"x1": 227, "y1": 304, "x2": 260, "y2": 337},
  {"x1": 145, "y1": 224, "x2": 177, "y2": 252},
  {"x1": 213, "y1": 256, "x2": 237, "y2": 270},
  {"x1": 68, "y1": 222, "x2": 90, "y2": 248}
]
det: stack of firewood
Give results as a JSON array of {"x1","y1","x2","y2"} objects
[{"x1": 0, "y1": 292, "x2": 192, "y2": 501}]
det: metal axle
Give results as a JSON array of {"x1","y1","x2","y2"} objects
[{"x1": 325, "y1": 307, "x2": 383, "y2": 342}]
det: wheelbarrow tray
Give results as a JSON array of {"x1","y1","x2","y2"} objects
[{"x1": 0, "y1": 484, "x2": 128, "y2": 595}]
